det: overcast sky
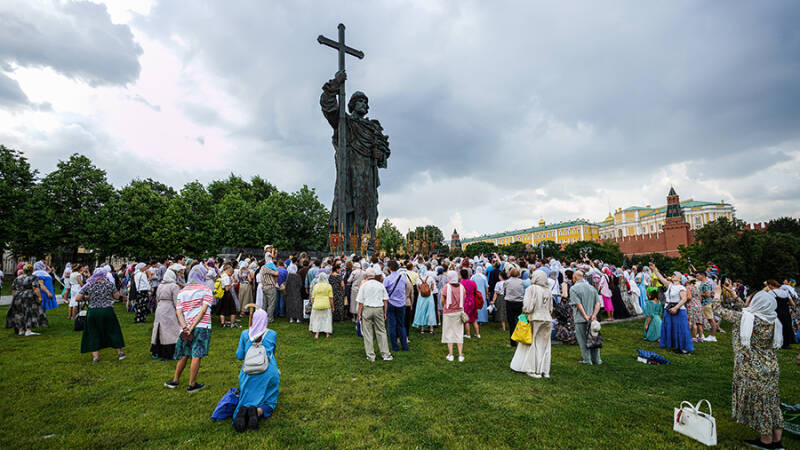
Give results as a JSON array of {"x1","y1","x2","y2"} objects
[{"x1": 1, "y1": 0, "x2": 798, "y2": 238}]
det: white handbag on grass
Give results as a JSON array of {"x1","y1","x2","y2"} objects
[{"x1": 673, "y1": 399, "x2": 716, "y2": 446}]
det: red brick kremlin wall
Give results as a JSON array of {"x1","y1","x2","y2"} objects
[{"x1": 605, "y1": 221, "x2": 767, "y2": 257}]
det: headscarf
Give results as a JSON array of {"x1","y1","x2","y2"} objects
[
  {"x1": 239, "y1": 261, "x2": 248, "y2": 269},
  {"x1": 740, "y1": 290, "x2": 782, "y2": 349},
  {"x1": 33, "y1": 261, "x2": 50, "y2": 278},
  {"x1": 288, "y1": 264, "x2": 298, "y2": 274},
  {"x1": 249, "y1": 308, "x2": 268, "y2": 341},
  {"x1": 135, "y1": 262, "x2": 146, "y2": 271},
  {"x1": 16, "y1": 261, "x2": 25, "y2": 276},
  {"x1": 62, "y1": 262, "x2": 72, "y2": 278},
  {"x1": 34, "y1": 261, "x2": 46, "y2": 272},
  {"x1": 162, "y1": 269, "x2": 177, "y2": 284},
  {"x1": 317, "y1": 272, "x2": 329, "y2": 284},
  {"x1": 188, "y1": 265, "x2": 206, "y2": 284},
  {"x1": 446, "y1": 270, "x2": 459, "y2": 285},
  {"x1": 85, "y1": 267, "x2": 109, "y2": 285},
  {"x1": 206, "y1": 258, "x2": 216, "y2": 268},
  {"x1": 523, "y1": 269, "x2": 551, "y2": 314}
]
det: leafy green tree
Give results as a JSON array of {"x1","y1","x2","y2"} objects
[
  {"x1": 0, "y1": 145, "x2": 37, "y2": 250},
  {"x1": 408, "y1": 225, "x2": 445, "y2": 249},
  {"x1": 208, "y1": 174, "x2": 255, "y2": 204},
  {"x1": 251, "y1": 176, "x2": 277, "y2": 203},
  {"x1": 214, "y1": 192, "x2": 259, "y2": 249},
  {"x1": 39, "y1": 154, "x2": 114, "y2": 259},
  {"x1": 464, "y1": 241, "x2": 500, "y2": 257},
  {"x1": 107, "y1": 180, "x2": 171, "y2": 259},
  {"x1": 288, "y1": 185, "x2": 328, "y2": 251},
  {"x1": 767, "y1": 217, "x2": 800, "y2": 236},
  {"x1": 562, "y1": 240, "x2": 624, "y2": 265},
  {"x1": 376, "y1": 219, "x2": 405, "y2": 256},
  {"x1": 256, "y1": 191, "x2": 294, "y2": 249},
  {"x1": 173, "y1": 182, "x2": 216, "y2": 256}
]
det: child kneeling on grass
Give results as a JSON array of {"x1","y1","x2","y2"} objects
[{"x1": 233, "y1": 308, "x2": 280, "y2": 432}]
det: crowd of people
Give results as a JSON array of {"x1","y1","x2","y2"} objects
[{"x1": 4, "y1": 247, "x2": 799, "y2": 447}]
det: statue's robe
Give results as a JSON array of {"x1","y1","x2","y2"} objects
[{"x1": 320, "y1": 83, "x2": 390, "y2": 235}]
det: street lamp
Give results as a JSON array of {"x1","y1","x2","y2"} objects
[{"x1": 537, "y1": 242, "x2": 550, "y2": 260}]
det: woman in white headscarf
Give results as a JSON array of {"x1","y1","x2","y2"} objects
[
  {"x1": 150, "y1": 269, "x2": 182, "y2": 360},
  {"x1": 713, "y1": 287, "x2": 784, "y2": 448},
  {"x1": 285, "y1": 264, "x2": 304, "y2": 323},
  {"x1": 348, "y1": 262, "x2": 365, "y2": 319},
  {"x1": 510, "y1": 270, "x2": 553, "y2": 378}
]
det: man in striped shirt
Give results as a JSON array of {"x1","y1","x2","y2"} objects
[{"x1": 165, "y1": 265, "x2": 213, "y2": 392}]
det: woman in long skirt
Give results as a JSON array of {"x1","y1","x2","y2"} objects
[
  {"x1": 285, "y1": 265, "x2": 304, "y2": 323},
  {"x1": 471, "y1": 266, "x2": 489, "y2": 323},
  {"x1": 714, "y1": 291, "x2": 784, "y2": 448},
  {"x1": 5, "y1": 264, "x2": 48, "y2": 336},
  {"x1": 76, "y1": 268, "x2": 125, "y2": 362},
  {"x1": 329, "y1": 265, "x2": 346, "y2": 322},
  {"x1": 491, "y1": 270, "x2": 508, "y2": 331},
  {"x1": 553, "y1": 270, "x2": 576, "y2": 344},
  {"x1": 651, "y1": 264, "x2": 693, "y2": 354},
  {"x1": 151, "y1": 269, "x2": 181, "y2": 360},
  {"x1": 413, "y1": 271, "x2": 437, "y2": 333},
  {"x1": 510, "y1": 270, "x2": 553, "y2": 378},
  {"x1": 460, "y1": 269, "x2": 479, "y2": 338},
  {"x1": 238, "y1": 263, "x2": 255, "y2": 312},
  {"x1": 309, "y1": 273, "x2": 333, "y2": 338},
  {"x1": 348, "y1": 263, "x2": 365, "y2": 319},
  {"x1": 441, "y1": 271, "x2": 465, "y2": 362}
]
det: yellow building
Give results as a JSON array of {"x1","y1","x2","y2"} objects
[
  {"x1": 461, "y1": 219, "x2": 600, "y2": 250},
  {"x1": 598, "y1": 199, "x2": 735, "y2": 240}
]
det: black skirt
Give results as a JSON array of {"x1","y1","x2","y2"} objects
[{"x1": 217, "y1": 290, "x2": 237, "y2": 316}]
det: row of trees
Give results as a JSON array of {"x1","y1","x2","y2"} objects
[
  {"x1": 375, "y1": 220, "x2": 449, "y2": 257},
  {"x1": 460, "y1": 239, "x2": 626, "y2": 265},
  {"x1": 1, "y1": 146, "x2": 329, "y2": 261}
]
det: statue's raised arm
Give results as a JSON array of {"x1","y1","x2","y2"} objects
[{"x1": 320, "y1": 71, "x2": 346, "y2": 129}]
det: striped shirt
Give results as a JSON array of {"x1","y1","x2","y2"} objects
[{"x1": 176, "y1": 283, "x2": 213, "y2": 329}]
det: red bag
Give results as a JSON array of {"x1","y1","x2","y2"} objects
[{"x1": 475, "y1": 290, "x2": 484, "y2": 309}]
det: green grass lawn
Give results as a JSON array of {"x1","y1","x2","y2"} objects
[{"x1": 1, "y1": 304, "x2": 799, "y2": 449}]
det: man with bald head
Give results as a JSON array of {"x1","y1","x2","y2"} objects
[{"x1": 569, "y1": 270, "x2": 603, "y2": 365}]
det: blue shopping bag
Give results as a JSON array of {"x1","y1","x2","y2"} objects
[
  {"x1": 356, "y1": 321, "x2": 362, "y2": 338},
  {"x1": 211, "y1": 388, "x2": 240, "y2": 421}
]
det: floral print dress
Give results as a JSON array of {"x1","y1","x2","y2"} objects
[
  {"x1": 553, "y1": 281, "x2": 576, "y2": 343},
  {"x1": 686, "y1": 285, "x2": 706, "y2": 327},
  {"x1": 329, "y1": 273, "x2": 346, "y2": 322},
  {"x1": 713, "y1": 302, "x2": 783, "y2": 435},
  {"x1": 5, "y1": 275, "x2": 49, "y2": 331}
]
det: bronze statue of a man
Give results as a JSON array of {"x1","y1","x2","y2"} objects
[{"x1": 320, "y1": 71, "x2": 390, "y2": 240}]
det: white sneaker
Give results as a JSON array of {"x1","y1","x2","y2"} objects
[
  {"x1": 458, "y1": 355, "x2": 465, "y2": 362},
  {"x1": 382, "y1": 355, "x2": 393, "y2": 361},
  {"x1": 705, "y1": 335, "x2": 717, "y2": 342},
  {"x1": 465, "y1": 335, "x2": 471, "y2": 339},
  {"x1": 25, "y1": 330, "x2": 40, "y2": 336},
  {"x1": 446, "y1": 354, "x2": 454, "y2": 361},
  {"x1": 476, "y1": 334, "x2": 481, "y2": 339},
  {"x1": 528, "y1": 373, "x2": 542, "y2": 378}
]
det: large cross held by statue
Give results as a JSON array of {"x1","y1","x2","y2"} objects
[{"x1": 317, "y1": 24, "x2": 364, "y2": 251}]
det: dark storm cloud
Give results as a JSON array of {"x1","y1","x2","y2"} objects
[
  {"x1": 135, "y1": 2, "x2": 800, "y2": 193},
  {"x1": 0, "y1": 71, "x2": 29, "y2": 107},
  {"x1": 5, "y1": 1, "x2": 799, "y2": 229},
  {"x1": 0, "y1": 0, "x2": 142, "y2": 86}
]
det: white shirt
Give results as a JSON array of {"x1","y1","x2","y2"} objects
[
  {"x1": 665, "y1": 284, "x2": 686, "y2": 310},
  {"x1": 135, "y1": 271, "x2": 150, "y2": 292},
  {"x1": 220, "y1": 273, "x2": 232, "y2": 287},
  {"x1": 356, "y1": 279, "x2": 389, "y2": 308}
]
